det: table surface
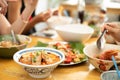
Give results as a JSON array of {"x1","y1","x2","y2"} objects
[{"x1": 0, "y1": 35, "x2": 101, "y2": 80}]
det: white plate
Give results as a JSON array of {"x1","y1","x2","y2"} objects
[
  {"x1": 35, "y1": 41, "x2": 87, "y2": 66},
  {"x1": 48, "y1": 41, "x2": 87, "y2": 66},
  {"x1": 60, "y1": 58, "x2": 87, "y2": 66}
]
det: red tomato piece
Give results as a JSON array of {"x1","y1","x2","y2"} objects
[{"x1": 64, "y1": 56, "x2": 72, "y2": 63}]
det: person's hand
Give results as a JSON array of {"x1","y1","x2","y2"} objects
[
  {"x1": 103, "y1": 22, "x2": 120, "y2": 42},
  {"x1": 36, "y1": 9, "x2": 60, "y2": 22},
  {"x1": 52, "y1": 9, "x2": 59, "y2": 16},
  {"x1": 0, "y1": 0, "x2": 8, "y2": 15},
  {"x1": 35, "y1": 10, "x2": 51, "y2": 22}
]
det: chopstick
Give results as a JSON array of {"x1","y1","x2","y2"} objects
[{"x1": 112, "y1": 56, "x2": 120, "y2": 78}]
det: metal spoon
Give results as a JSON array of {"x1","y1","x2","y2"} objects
[
  {"x1": 96, "y1": 29, "x2": 107, "y2": 49},
  {"x1": 96, "y1": 24, "x2": 113, "y2": 49},
  {"x1": 11, "y1": 30, "x2": 20, "y2": 45}
]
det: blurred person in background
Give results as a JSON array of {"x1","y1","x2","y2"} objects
[
  {"x1": 0, "y1": 0, "x2": 38, "y2": 34},
  {"x1": 7, "y1": 0, "x2": 37, "y2": 35},
  {"x1": 7, "y1": 0, "x2": 58, "y2": 35},
  {"x1": 22, "y1": 9, "x2": 59, "y2": 35},
  {"x1": 22, "y1": 10, "x2": 51, "y2": 35},
  {"x1": 102, "y1": 22, "x2": 120, "y2": 45}
]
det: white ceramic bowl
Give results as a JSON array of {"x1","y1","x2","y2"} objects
[
  {"x1": 55, "y1": 24, "x2": 94, "y2": 42},
  {"x1": 83, "y1": 43, "x2": 120, "y2": 72},
  {"x1": 46, "y1": 16, "x2": 73, "y2": 29},
  {"x1": 13, "y1": 47, "x2": 65, "y2": 78},
  {"x1": 101, "y1": 70, "x2": 120, "y2": 80}
]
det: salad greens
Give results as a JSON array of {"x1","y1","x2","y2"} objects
[
  {"x1": 68, "y1": 42, "x2": 84, "y2": 54},
  {"x1": 35, "y1": 41, "x2": 48, "y2": 47}
]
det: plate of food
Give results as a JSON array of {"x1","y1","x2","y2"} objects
[{"x1": 35, "y1": 41, "x2": 87, "y2": 66}]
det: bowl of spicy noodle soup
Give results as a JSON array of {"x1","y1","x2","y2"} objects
[{"x1": 13, "y1": 47, "x2": 65, "y2": 78}]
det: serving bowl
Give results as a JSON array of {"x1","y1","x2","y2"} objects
[
  {"x1": 0, "y1": 34, "x2": 31, "y2": 58},
  {"x1": 55, "y1": 24, "x2": 94, "y2": 42},
  {"x1": 100, "y1": 70, "x2": 120, "y2": 80},
  {"x1": 13, "y1": 47, "x2": 65, "y2": 78},
  {"x1": 83, "y1": 43, "x2": 120, "y2": 72},
  {"x1": 46, "y1": 16, "x2": 73, "y2": 29}
]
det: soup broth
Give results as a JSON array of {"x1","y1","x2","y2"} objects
[
  {"x1": 95, "y1": 49, "x2": 120, "y2": 61},
  {"x1": 19, "y1": 50, "x2": 60, "y2": 65}
]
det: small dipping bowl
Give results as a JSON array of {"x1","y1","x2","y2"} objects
[{"x1": 101, "y1": 70, "x2": 120, "y2": 80}]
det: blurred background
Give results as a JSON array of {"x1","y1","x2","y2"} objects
[{"x1": 33, "y1": 0, "x2": 120, "y2": 37}]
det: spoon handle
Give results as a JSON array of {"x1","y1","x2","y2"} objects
[
  {"x1": 100, "y1": 29, "x2": 107, "y2": 38},
  {"x1": 11, "y1": 30, "x2": 20, "y2": 45},
  {"x1": 11, "y1": 30, "x2": 17, "y2": 44},
  {"x1": 96, "y1": 29, "x2": 107, "y2": 49}
]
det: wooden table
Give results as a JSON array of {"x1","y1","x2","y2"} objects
[{"x1": 0, "y1": 35, "x2": 101, "y2": 80}]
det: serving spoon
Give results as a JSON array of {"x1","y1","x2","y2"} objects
[
  {"x1": 96, "y1": 29, "x2": 107, "y2": 49},
  {"x1": 96, "y1": 24, "x2": 112, "y2": 49}
]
